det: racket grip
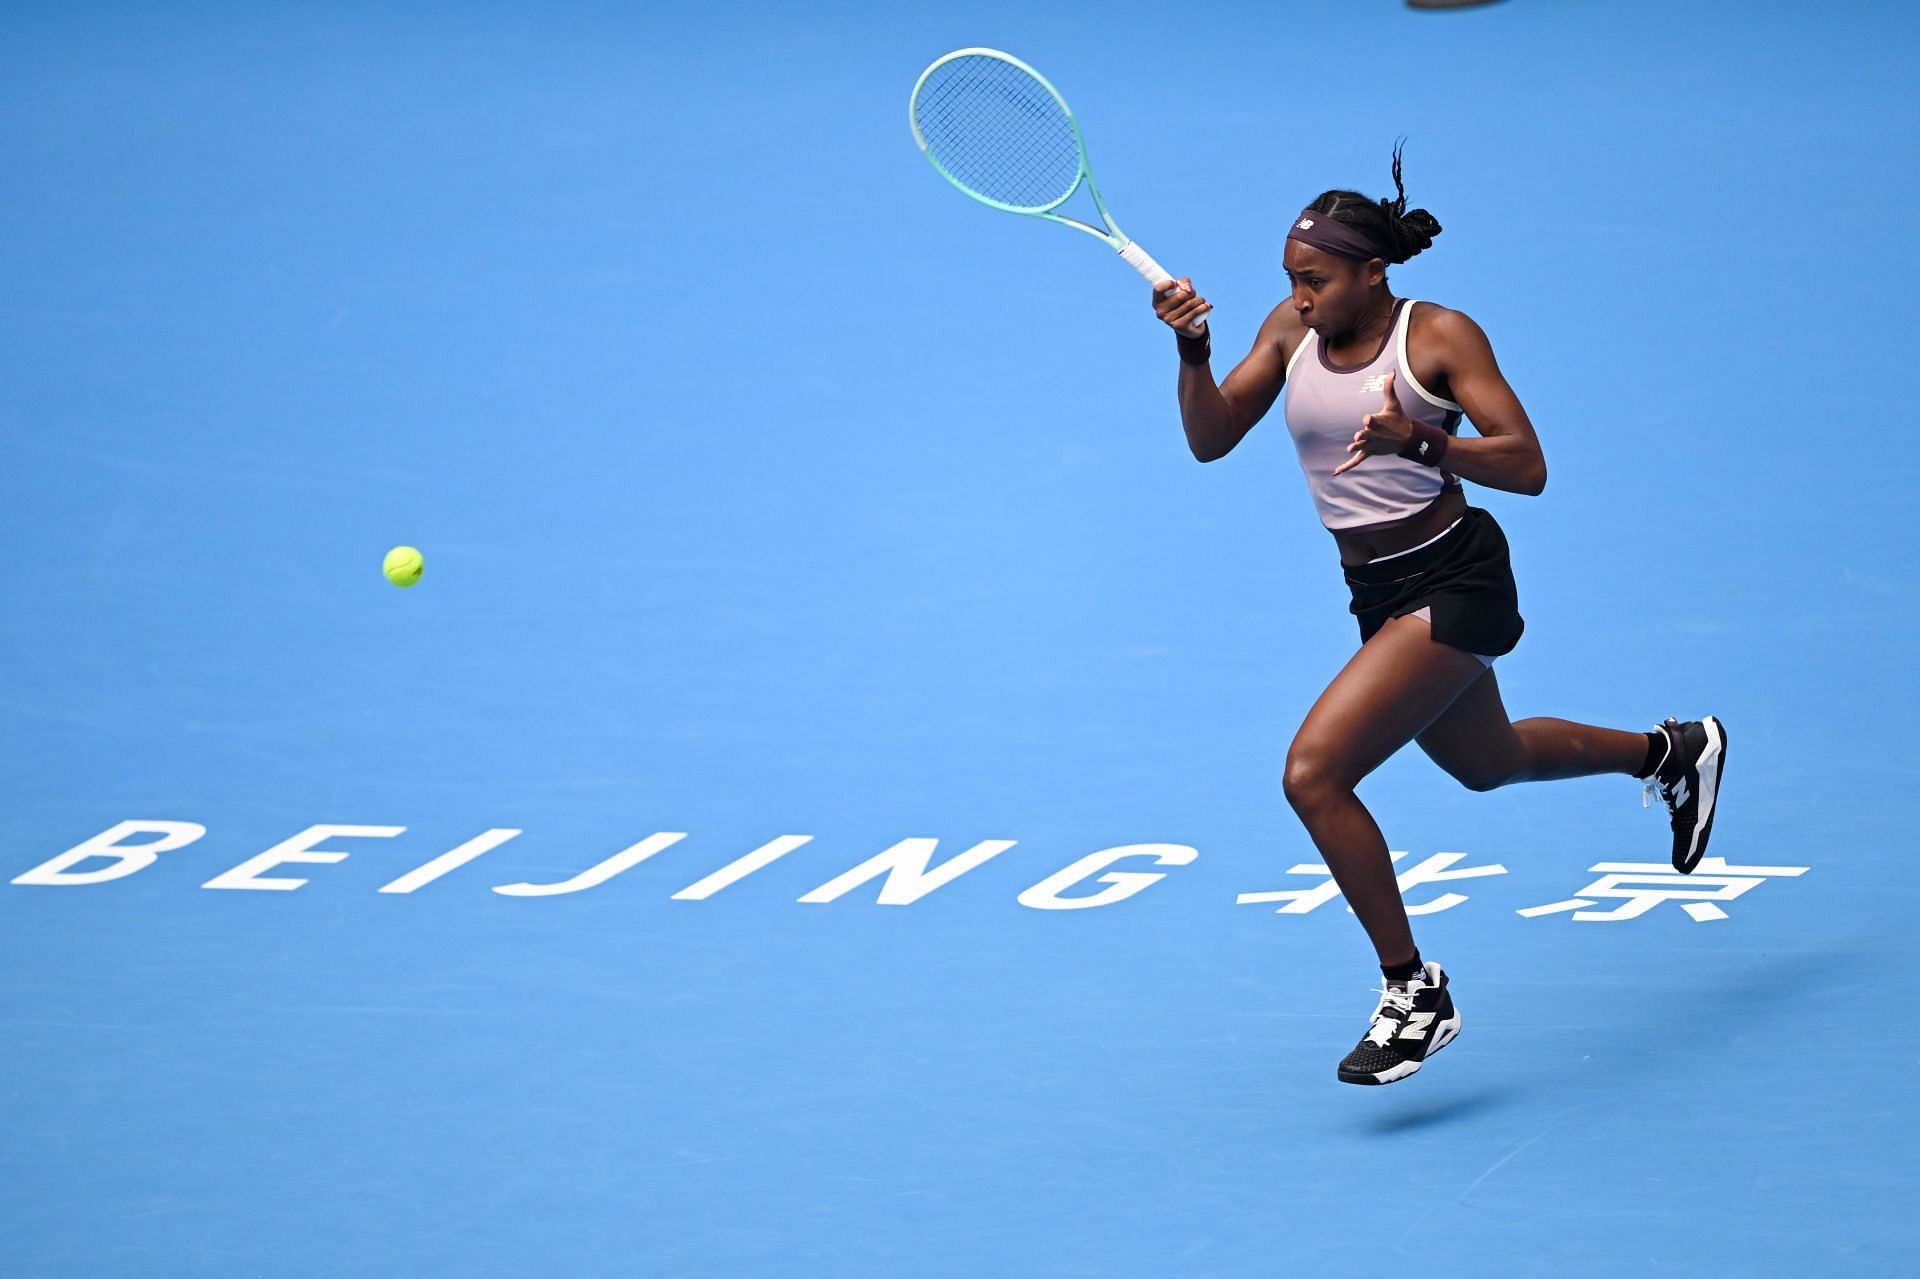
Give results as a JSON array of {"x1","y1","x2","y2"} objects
[
  {"x1": 1118, "y1": 239, "x2": 1207, "y2": 338},
  {"x1": 1117, "y1": 239, "x2": 1174, "y2": 285}
]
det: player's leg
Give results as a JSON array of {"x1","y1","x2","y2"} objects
[
  {"x1": 1414, "y1": 667, "x2": 1729, "y2": 872},
  {"x1": 1283, "y1": 613, "x2": 1483, "y2": 1087},
  {"x1": 1414, "y1": 667, "x2": 1646, "y2": 790},
  {"x1": 1282, "y1": 613, "x2": 1487, "y2": 967}
]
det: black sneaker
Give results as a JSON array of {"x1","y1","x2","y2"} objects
[
  {"x1": 1647, "y1": 716, "x2": 1728, "y2": 874},
  {"x1": 1336, "y1": 962, "x2": 1460, "y2": 1086}
]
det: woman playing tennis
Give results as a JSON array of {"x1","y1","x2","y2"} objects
[{"x1": 1151, "y1": 147, "x2": 1728, "y2": 1085}]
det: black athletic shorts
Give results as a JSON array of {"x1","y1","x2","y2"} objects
[{"x1": 1343, "y1": 505, "x2": 1524, "y2": 659}]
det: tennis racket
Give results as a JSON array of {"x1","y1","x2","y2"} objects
[{"x1": 908, "y1": 48, "x2": 1204, "y2": 335}]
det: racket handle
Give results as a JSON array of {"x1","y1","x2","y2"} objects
[{"x1": 1118, "y1": 239, "x2": 1207, "y2": 338}]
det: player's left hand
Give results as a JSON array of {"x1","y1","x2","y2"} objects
[{"x1": 1332, "y1": 370, "x2": 1411, "y2": 475}]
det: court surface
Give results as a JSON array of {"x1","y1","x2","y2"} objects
[{"x1": 4, "y1": 2, "x2": 1917, "y2": 1275}]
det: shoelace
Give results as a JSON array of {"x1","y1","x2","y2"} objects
[
  {"x1": 1364, "y1": 984, "x2": 1418, "y2": 1047},
  {"x1": 1645, "y1": 771, "x2": 1689, "y2": 813},
  {"x1": 1643, "y1": 721, "x2": 1690, "y2": 813},
  {"x1": 1645, "y1": 735, "x2": 1671, "y2": 810}
]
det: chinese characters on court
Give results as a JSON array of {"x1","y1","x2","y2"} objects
[{"x1": 1238, "y1": 856, "x2": 1809, "y2": 922}]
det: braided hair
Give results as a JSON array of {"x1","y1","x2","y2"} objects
[{"x1": 1305, "y1": 141, "x2": 1443, "y2": 265}]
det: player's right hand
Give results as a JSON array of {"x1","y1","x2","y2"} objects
[{"x1": 1152, "y1": 277, "x2": 1212, "y2": 333}]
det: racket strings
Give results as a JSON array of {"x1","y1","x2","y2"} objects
[{"x1": 913, "y1": 56, "x2": 1081, "y2": 211}]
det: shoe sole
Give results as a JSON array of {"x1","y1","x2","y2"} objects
[
  {"x1": 1675, "y1": 716, "x2": 1727, "y2": 874},
  {"x1": 1337, "y1": 1011, "x2": 1462, "y2": 1086}
]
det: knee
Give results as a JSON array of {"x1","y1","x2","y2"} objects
[
  {"x1": 1455, "y1": 766, "x2": 1508, "y2": 794},
  {"x1": 1442, "y1": 750, "x2": 1516, "y2": 792},
  {"x1": 1282, "y1": 748, "x2": 1348, "y2": 814}
]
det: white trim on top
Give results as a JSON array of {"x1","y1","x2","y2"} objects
[
  {"x1": 1396, "y1": 300, "x2": 1463, "y2": 413},
  {"x1": 1285, "y1": 330, "x2": 1315, "y2": 379}
]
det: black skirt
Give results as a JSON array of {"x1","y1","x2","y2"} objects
[{"x1": 1343, "y1": 506, "x2": 1524, "y2": 658}]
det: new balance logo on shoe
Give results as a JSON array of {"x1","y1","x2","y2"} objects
[
  {"x1": 1651, "y1": 716, "x2": 1728, "y2": 875},
  {"x1": 1339, "y1": 963, "x2": 1460, "y2": 1085}
]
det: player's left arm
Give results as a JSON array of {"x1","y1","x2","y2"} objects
[{"x1": 1425, "y1": 307, "x2": 1548, "y2": 496}]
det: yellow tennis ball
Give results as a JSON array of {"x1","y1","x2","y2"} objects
[{"x1": 383, "y1": 545, "x2": 423, "y2": 588}]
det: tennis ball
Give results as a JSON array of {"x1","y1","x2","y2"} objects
[{"x1": 383, "y1": 545, "x2": 424, "y2": 588}]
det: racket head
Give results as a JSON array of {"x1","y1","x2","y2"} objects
[{"x1": 909, "y1": 48, "x2": 1089, "y2": 216}]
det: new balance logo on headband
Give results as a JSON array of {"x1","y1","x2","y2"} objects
[{"x1": 1297, "y1": 218, "x2": 1314, "y2": 230}]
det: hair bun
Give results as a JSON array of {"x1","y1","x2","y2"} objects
[{"x1": 1392, "y1": 208, "x2": 1443, "y2": 263}]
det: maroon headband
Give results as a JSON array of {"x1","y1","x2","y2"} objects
[{"x1": 1287, "y1": 210, "x2": 1387, "y2": 262}]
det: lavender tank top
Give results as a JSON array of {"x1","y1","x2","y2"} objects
[{"x1": 1282, "y1": 297, "x2": 1464, "y2": 532}]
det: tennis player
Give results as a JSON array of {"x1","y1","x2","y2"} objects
[{"x1": 1152, "y1": 146, "x2": 1727, "y2": 1085}]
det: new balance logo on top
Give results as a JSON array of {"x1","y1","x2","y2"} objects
[
  {"x1": 1360, "y1": 373, "x2": 1389, "y2": 395},
  {"x1": 1297, "y1": 218, "x2": 1314, "y2": 230}
]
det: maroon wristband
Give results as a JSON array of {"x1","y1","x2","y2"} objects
[
  {"x1": 1398, "y1": 420, "x2": 1451, "y2": 467},
  {"x1": 1175, "y1": 328, "x2": 1211, "y2": 366}
]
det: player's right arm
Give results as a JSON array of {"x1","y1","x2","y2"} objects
[{"x1": 1152, "y1": 284, "x2": 1302, "y2": 462}]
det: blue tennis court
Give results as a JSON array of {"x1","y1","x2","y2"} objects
[{"x1": 4, "y1": 1, "x2": 1916, "y2": 1274}]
